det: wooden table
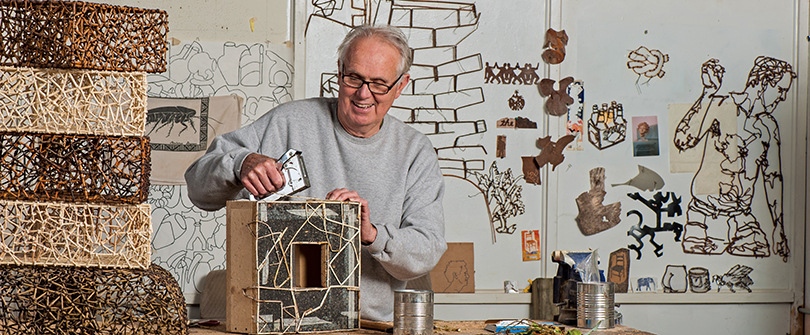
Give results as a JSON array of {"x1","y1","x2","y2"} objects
[{"x1": 189, "y1": 320, "x2": 656, "y2": 335}]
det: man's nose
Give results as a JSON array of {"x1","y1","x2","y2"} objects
[{"x1": 355, "y1": 82, "x2": 374, "y2": 97}]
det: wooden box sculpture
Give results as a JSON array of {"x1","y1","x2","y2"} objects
[{"x1": 227, "y1": 200, "x2": 361, "y2": 334}]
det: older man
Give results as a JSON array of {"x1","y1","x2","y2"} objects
[{"x1": 184, "y1": 25, "x2": 447, "y2": 321}]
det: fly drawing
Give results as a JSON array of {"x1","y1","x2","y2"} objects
[{"x1": 146, "y1": 106, "x2": 200, "y2": 137}]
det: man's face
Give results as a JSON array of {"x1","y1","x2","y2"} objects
[{"x1": 337, "y1": 36, "x2": 410, "y2": 138}]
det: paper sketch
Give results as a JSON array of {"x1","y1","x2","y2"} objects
[
  {"x1": 565, "y1": 80, "x2": 585, "y2": 151},
  {"x1": 675, "y1": 57, "x2": 794, "y2": 262}
]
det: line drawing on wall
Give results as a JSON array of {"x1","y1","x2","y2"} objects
[{"x1": 146, "y1": 41, "x2": 294, "y2": 301}]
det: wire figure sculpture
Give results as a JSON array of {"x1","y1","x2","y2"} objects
[{"x1": 675, "y1": 57, "x2": 794, "y2": 262}]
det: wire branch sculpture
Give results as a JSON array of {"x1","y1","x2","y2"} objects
[
  {"x1": 0, "y1": 0, "x2": 168, "y2": 73},
  {"x1": 0, "y1": 66, "x2": 148, "y2": 136}
]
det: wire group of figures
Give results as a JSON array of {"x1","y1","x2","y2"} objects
[
  {"x1": 674, "y1": 56, "x2": 794, "y2": 262},
  {"x1": 483, "y1": 62, "x2": 542, "y2": 85}
]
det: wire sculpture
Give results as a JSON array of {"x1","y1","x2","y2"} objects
[
  {"x1": 588, "y1": 101, "x2": 627, "y2": 150},
  {"x1": 542, "y1": 28, "x2": 568, "y2": 65},
  {"x1": 0, "y1": 263, "x2": 187, "y2": 334},
  {"x1": 508, "y1": 90, "x2": 525, "y2": 111},
  {"x1": 538, "y1": 77, "x2": 575, "y2": 116},
  {"x1": 661, "y1": 264, "x2": 687, "y2": 293},
  {"x1": 0, "y1": 0, "x2": 168, "y2": 73},
  {"x1": 713, "y1": 264, "x2": 753, "y2": 293},
  {"x1": 0, "y1": 66, "x2": 147, "y2": 137},
  {"x1": 688, "y1": 267, "x2": 711, "y2": 293},
  {"x1": 575, "y1": 167, "x2": 622, "y2": 236},
  {"x1": 0, "y1": 200, "x2": 152, "y2": 269},
  {"x1": 484, "y1": 62, "x2": 541, "y2": 85},
  {"x1": 626, "y1": 191, "x2": 683, "y2": 259},
  {"x1": 675, "y1": 57, "x2": 794, "y2": 262},
  {"x1": 0, "y1": 132, "x2": 151, "y2": 204},
  {"x1": 627, "y1": 46, "x2": 669, "y2": 87}
]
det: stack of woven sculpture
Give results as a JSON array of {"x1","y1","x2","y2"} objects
[{"x1": 0, "y1": 1, "x2": 187, "y2": 334}]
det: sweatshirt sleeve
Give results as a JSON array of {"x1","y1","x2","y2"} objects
[
  {"x1": 364, "y1": 139, "x2": 447, "y2": 281},
  {"x1": 184, "y1": 118, "x2": 264, "y2": 211}
]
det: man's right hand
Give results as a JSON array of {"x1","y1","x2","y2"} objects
[{"x1": 240, "y1": 153, "x2": 285, "y2": 197}]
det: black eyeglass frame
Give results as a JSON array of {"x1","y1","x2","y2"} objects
[{"x1": 339, "y1": 66, "x2": 405, "y2": 95}]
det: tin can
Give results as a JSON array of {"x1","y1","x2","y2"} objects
[
  {"x1": 393, "y1": 289, "x2": 433, "y2": 335},
  {"x1": 576, "y1": 282, "x2": 615, "y2": 329}
]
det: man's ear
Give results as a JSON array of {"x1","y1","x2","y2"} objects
[{"x1": 392, "y1": 73, "x2": 411, "y2": 99}]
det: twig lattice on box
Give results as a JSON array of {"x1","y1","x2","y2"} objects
[
  {"x1": 0, "y1": 200, "x2": 151, "y2": 269},
  {"x1": 0, "y1": 1, "x2": 168, "y2": 73},
  {"x1": 0, "y1": 66, "x2": 147, "y2": 136},
  {"x1": 0, "y1": 263, "x2": 187, "y2": 334},
  {"x1": 227, "y1": 200, "x2": 361, "y2": 334},
  {"x1": 0, "y1": 131, "x2": 150, "y2": 204}
]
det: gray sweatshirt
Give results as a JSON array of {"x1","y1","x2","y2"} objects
[{"x1": 184, "y1": 97, "x2": 447, "y2": 321}]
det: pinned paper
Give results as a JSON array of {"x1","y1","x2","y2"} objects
[{"x1": 521, "y1": 230, "x2": 540, "y2": 261}]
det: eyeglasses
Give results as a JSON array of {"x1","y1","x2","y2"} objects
[{"x1": 340, "y1": 67, "x2": 404, "y2": 95}]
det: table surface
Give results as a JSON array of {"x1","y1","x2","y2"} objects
[{"x1": 188, "y1": 320, "x2": 656, "y2": 335}]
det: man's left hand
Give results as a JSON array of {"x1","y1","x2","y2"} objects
[{"x1": 326, "y1": 188, "x2": 376, "y2": 245}]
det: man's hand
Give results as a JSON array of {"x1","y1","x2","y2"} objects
[
  {"x1": 326, "y1": 188, "x2": 376, "y2": 245},
  {"x1": 240, "y1": 153, "x2": 285, "y2": 197}
]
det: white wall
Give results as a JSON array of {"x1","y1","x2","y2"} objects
[{"x1": 101, "y1": 0, "x2": 807, "y2": 333}]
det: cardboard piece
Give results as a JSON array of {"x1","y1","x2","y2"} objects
[
  {"x1": 429, "y1": 242, "x2": 475, "y2": 293},
  {"x1": 226, "y1": 200, "x2": 361, "y2": 334}
]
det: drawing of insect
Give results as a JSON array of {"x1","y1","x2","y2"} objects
[
  {"x1": 146, "y1": 106, "x2": 199, "y2": 137},
  {"x1": 712, "y1": 264, "x2": 753, "y2": 293}
]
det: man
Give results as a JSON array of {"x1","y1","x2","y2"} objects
[{"x1": 184, "y1": 25, "x2": 447, "y2": 321}]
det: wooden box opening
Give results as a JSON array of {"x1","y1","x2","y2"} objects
[{"x1": 293, "y1": 243, "x2": 326, "y2": 288}]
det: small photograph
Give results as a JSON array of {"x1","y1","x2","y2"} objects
[{"x1": 632, "y1": 116, "x2": 660, "y2": 157}]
